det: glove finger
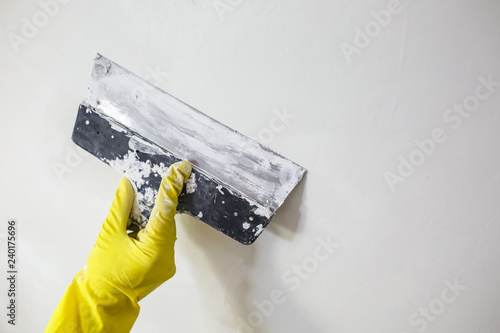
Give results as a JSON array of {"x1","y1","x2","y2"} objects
[
  {"x1": 140, "y1": 161, "x2": 192, "y2": 245},
  {"x1": 100, "y1": 177, "x2": 135, "y2": 240}
]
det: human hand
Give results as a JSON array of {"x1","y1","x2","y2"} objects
[{"x1": 45, "y1": 161, "x2": 192, "y2": 332}]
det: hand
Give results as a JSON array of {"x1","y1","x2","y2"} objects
[{"x1": 46, "y1": 161, "x2": 192, "y2": 333}]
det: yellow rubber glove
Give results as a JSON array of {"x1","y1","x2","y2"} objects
[{"x1": 45, "y1": 161, "x2": 192, "y2": 333}]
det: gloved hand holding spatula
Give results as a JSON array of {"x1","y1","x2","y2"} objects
[{"x1": 45, "y1": 161, "x2": 192, "y2": 333}]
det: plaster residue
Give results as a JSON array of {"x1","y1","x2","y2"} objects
[
  {"x1": 142, "y1": 187, "x2": 156, "y2": 207},
  {"x1": 253, "y1": 206, "x2": 273, "y2": 219},
  {"x1": 216, "y1": 185, "x2": 225, "y2": 194},
  {"x1": 106, "y1": 145, "x2": 169, "y2": 192},
  {"x1": 197, "y1": 212, "x2": 203, "y2": 218},
  {"x1": 129, "y1": 181, "x2": 148, "y2": 227},
  {"x1": 87, "y1": 56, "x2": 306, "y2": 214},
  {"x1": 107, "y1": 151, "x2": 152, "y2": 188},
  {"x1": 254, "y1": 224, "x2": 264, "y2": 236},
  {"x1": 151, "y1": 162, "x2": 168, "y2": 176},
  {"x1": 185, "y1": 172, "x2": 197, "y2": 193},
  {"x1": 238, "y1": 192, "x2": 273, "y2": 219},
  {"x1": 106, "y1": 148, "x2": 170, "y2": 228},
  {"x1": 108, "y1": 119, "x2": 128, "y2": 133},
  {"x1": 242, "y1": 222, "x2": 250, "y2": 230},
  {"x1": 162, "y1": 197, "x2": 174, "y2": 214}
]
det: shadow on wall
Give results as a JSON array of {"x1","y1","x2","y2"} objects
[
  {"x1": 178, "y1": 174, "x2": 312, "y2": 332},
  {"x1": 266, "y1": 172, "x2": 308, "y2": 241},
  {"x1": 179, "y1": 214, "x2": 256, "y2": 330}
]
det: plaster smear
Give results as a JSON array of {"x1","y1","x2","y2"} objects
[
  {"x1": 107, "y1": 143, "x2": 272, "y2": 232},
  {"x1": 108, "y1": 151, "x2": 152, "y2": 188},
  {"x1": 142, "y1": 187, "x2": 156, "y2": 207},
  {"x1": 128, "y1": 178, "x2": 148, "y2": 227},
  {"x1": 185, "y1": 173, "x2": 197, "y2": 193},
  {"x1": 152, "y1": 163, "x2": 168, "y2": 176},
  {"x1": 85, "y1": 57, "x2": 305, "y2": 244},
  {"x1": 253, "y1": 206, "x2": 273, "y2": 218},
  {"x1": 108, "y1": 119, "x2": 128, "y2": 133},
  {"x1": 105, "y1": 150, "x2": 166, "y2": 228},
  {"x1": 87, "y1": 56, "x2": 306, "y2": 213},
  {"x1": 254, "y1": 224, "x2": 264, "y2": 236},
  {"x1": 129, "y1": 135, "x2": 172, "y2": 157},
  {"x1": 216, "y1": 185, "x2": 225, "y2": 195}
]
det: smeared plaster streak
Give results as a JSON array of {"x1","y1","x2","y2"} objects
[{"x1": 86, "y1": 56, "x2": 306, "y2": 213}]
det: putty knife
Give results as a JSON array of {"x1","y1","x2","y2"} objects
[{"x1": 72, "y1": 54, "x2": 306, "y2": 245}]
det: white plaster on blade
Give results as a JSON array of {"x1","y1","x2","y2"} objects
[
  {"x1": 143, "y1": 187, "x2": 156, "y2": 207},
  {"x1": 105, "y1": 118, "x2": 128, "y2": 134},
  {"x1": 107, "y1": 151, "x2": 152, "y2": 188},
  {"x1": 254, "y1": 224, "x2": 264, "y2": 236},
  {"x1": 216, "y1": 185, "x2": 224, "y2": 194},
  {"x1": 242, "y1": 222, "x2": 250, "y2": 230},
  {"x1": 152, "y1": 163, "x2": 168, "y2": 176},
  {"x1": 161, "y1": 197, "x2": 174, "y2": 215},
  {"x1": 129, "y1": 181, "x2": 148, "y2": 227},
  {"x1": 86, "y1": 56, "x2": 306, "y2": 213},
  {"x1": 185, "y1": 173, "x2": 197, "y2": 193},
  {"x1": 105, "y1": 143, "x2": 170, "y2": 229},
  {"x1": 253, "y1": 206, "x2": 273, "y2": 219}
]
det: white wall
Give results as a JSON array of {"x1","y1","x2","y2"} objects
[{"x1": 1, "y1": 0, "x2": 500, "y2": 332}]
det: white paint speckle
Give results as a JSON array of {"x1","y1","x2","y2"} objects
[
  {"x1": 107, "y1": 151, "x2": 151, "y2": 188},
  {"x1": 85, "y1": 120, "x2": 90, "y2": 125},
  {"x1": 222, "y1": 200, "x2": 225, "y2": 204},
  {"x1": 249, "y1": 216, "x2": 254, "y2": 221},
  {"x1": 162, "y1": 197, "x2": 173, "y2": 214},
  {"x1": 151, "y1": 163, "x2": 167, "y2": 176},
  {"x1": 143, "y1": 187, "x2": 156, "y2": 207},
  {"x1": 234, "y1": 212, "x2": 238, "y2": 216},
  {"x1": 254, "y1": 206, "x2": 272, "y2": 218},
  {"x1": 242, "y1": 222, "x2": 250, "y2": 230},
  {"x1": 108, "y1": 119, "x2": 128, "y2": 133},
  {"x1": 216, "y1": 185, "x2": 225, "y2": 194},
  {"x1": 186, "y1": 173, "x2": 197, "y2": 193},
  {"x1": 254, "y1": 224, "x2": 264, "y2": 236},
  {"x1": 129, "y1": 182, "x2": 148, "y2": 227},
  {"x1": 197, "y1": 212, "x2": 203, "y2": 218}
]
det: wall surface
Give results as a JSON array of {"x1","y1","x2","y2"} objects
[{"x1": 1, "y1": 0, "x2": 500, "y2": 332}]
